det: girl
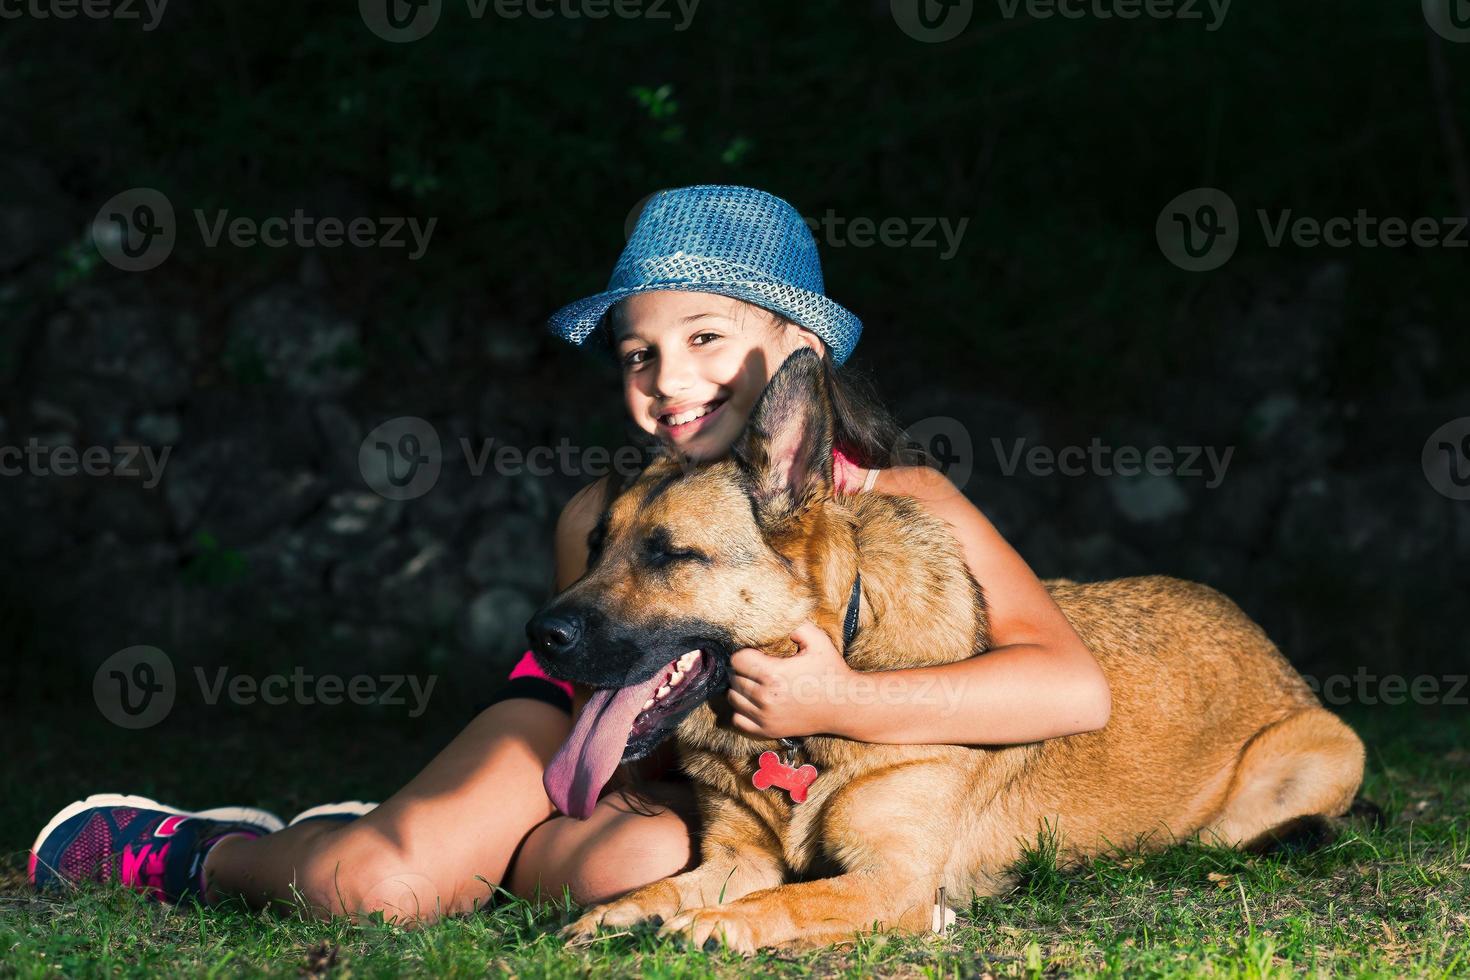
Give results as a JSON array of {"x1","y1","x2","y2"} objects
[{"x1": 30, "y1": 185, "x2": 1111, "y2": 921}]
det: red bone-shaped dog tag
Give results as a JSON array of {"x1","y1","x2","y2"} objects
[{"x1": 752, "y1": 750, "x2": 819, "y2": 803}]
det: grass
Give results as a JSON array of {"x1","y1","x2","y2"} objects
[{"x1": 2, "y1": 704, "x2": 1467, "y2": 978}]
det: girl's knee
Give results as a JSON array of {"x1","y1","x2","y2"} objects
[
  {"x1": 560, "y1": 796, "x2": 695, "y2": 905},
  {"x1": 296, "y1": 824, "x2": 445, "y2": 924}
]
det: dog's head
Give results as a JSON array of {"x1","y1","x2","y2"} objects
[{"x1": 527, "y1": 348, "x2": 844, "y2": 818}]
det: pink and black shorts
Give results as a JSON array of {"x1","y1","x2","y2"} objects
[{"x1": 475, "y1": 650, "x2": 575, "y2": 715}]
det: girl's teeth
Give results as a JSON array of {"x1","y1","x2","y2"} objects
[{"x1": 665, "y1": 403, "x2": 716, "y2": 426}]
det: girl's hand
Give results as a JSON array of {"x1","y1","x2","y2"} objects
[{"x1": 727, "y1": 623, "x2": 856, "y2": 739}]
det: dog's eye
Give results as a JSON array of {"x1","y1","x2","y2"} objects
[{"x1": 641, "y1": 529, "x2": 706, "y2": 569}]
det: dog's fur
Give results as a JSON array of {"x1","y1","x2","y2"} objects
[{"x1": 531, "y1": 349, "x2": 1366, "y2": 952}]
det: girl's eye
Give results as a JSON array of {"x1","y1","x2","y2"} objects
[
  {"x1": 622, "y1": 348, "x2": 651, "y2": 368},
  {"x1": 691, "y1": 332, "x2": 720, "y2": 346}
]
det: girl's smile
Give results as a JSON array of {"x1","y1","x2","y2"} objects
[
  {"x1": 611, "y1": 291, "x2": 825, "y2": 461},
  {"x1": 656, "y1": 397, "x2": 728, "y2": 438}
]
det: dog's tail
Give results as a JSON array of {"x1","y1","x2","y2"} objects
[
  {"x1": 1245, "y1": 795, "x2": 1386, "y2": 855},
  {"x1": 1343, "y1": 795, "x2": 1386, "y2": 830}
]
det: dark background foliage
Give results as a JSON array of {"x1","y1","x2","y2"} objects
[{"x1": 1, "y1": 0, "x2": 1466, "y2": 728}]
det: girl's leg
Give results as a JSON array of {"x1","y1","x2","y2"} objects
[
  {"x1": 204, "y1": 697, "x2": 694, "y2": 923},
  {"x1": 506, "y1": 782, "x2": 697, "y2": 906},
  {"x1": 204, "y1": 698, "x2": 554, "y2": 921}
]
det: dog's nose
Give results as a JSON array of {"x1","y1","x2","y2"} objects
[{"x1": 527, "y1": 610, "x2": 583, "y2": 658}]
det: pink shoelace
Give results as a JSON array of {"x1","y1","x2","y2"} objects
[{"x1": 120, "y1": 841, "x2": 170, "y2": 899}]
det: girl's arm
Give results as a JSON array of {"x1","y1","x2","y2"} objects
[{"x1": 727, "y1": 465, "x2": 1112, "y2": 745}]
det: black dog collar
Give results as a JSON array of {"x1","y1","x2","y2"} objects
[{"x1": 841, "y1": 571, "x2": 862, "y2": 651}]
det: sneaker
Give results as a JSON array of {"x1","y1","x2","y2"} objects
[
  {"x1": 287, "y1": 800, "x2": 379, "y2": 826},
  {"x1": 29, "y1": 793, "x2": 284, "y2": 903}
]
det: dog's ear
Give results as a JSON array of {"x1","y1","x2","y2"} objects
[{"x1": 731, "y1": 347, "x2": 835, "y2": 530}]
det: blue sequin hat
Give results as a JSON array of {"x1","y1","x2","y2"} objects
[{"x1": 547, "y1": 185, "x2": 863, "y2": 365}]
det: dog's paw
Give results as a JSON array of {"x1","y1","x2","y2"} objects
[
  {"x1": 559, "y1": 897, "x2": 667, "y2": 945},
  {"x1": 558, "y1": 910, "x2": 607, "y2": 946},
  {"x1": 658, "y1": 906, "x2": 761, "y2": 955}
]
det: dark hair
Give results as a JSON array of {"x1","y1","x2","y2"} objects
[
  {"x1": 817, "y1": 346, "x2": 906, "y2": 470},
  {"x1": 596, "y1": 301, "x2": 911, "y2": 472}
]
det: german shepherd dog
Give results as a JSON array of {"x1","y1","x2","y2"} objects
[{"x1": 526, "y1": 349, "x2": 1366, "y2": 952}]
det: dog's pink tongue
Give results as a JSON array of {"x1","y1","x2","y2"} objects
[{"x1": 544, "y1": 672, "x2": 666, "y2": 819}]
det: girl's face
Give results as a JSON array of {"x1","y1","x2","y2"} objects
[{"x1": 612, "y1": 291, "x2": 826, "y2": 461}]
